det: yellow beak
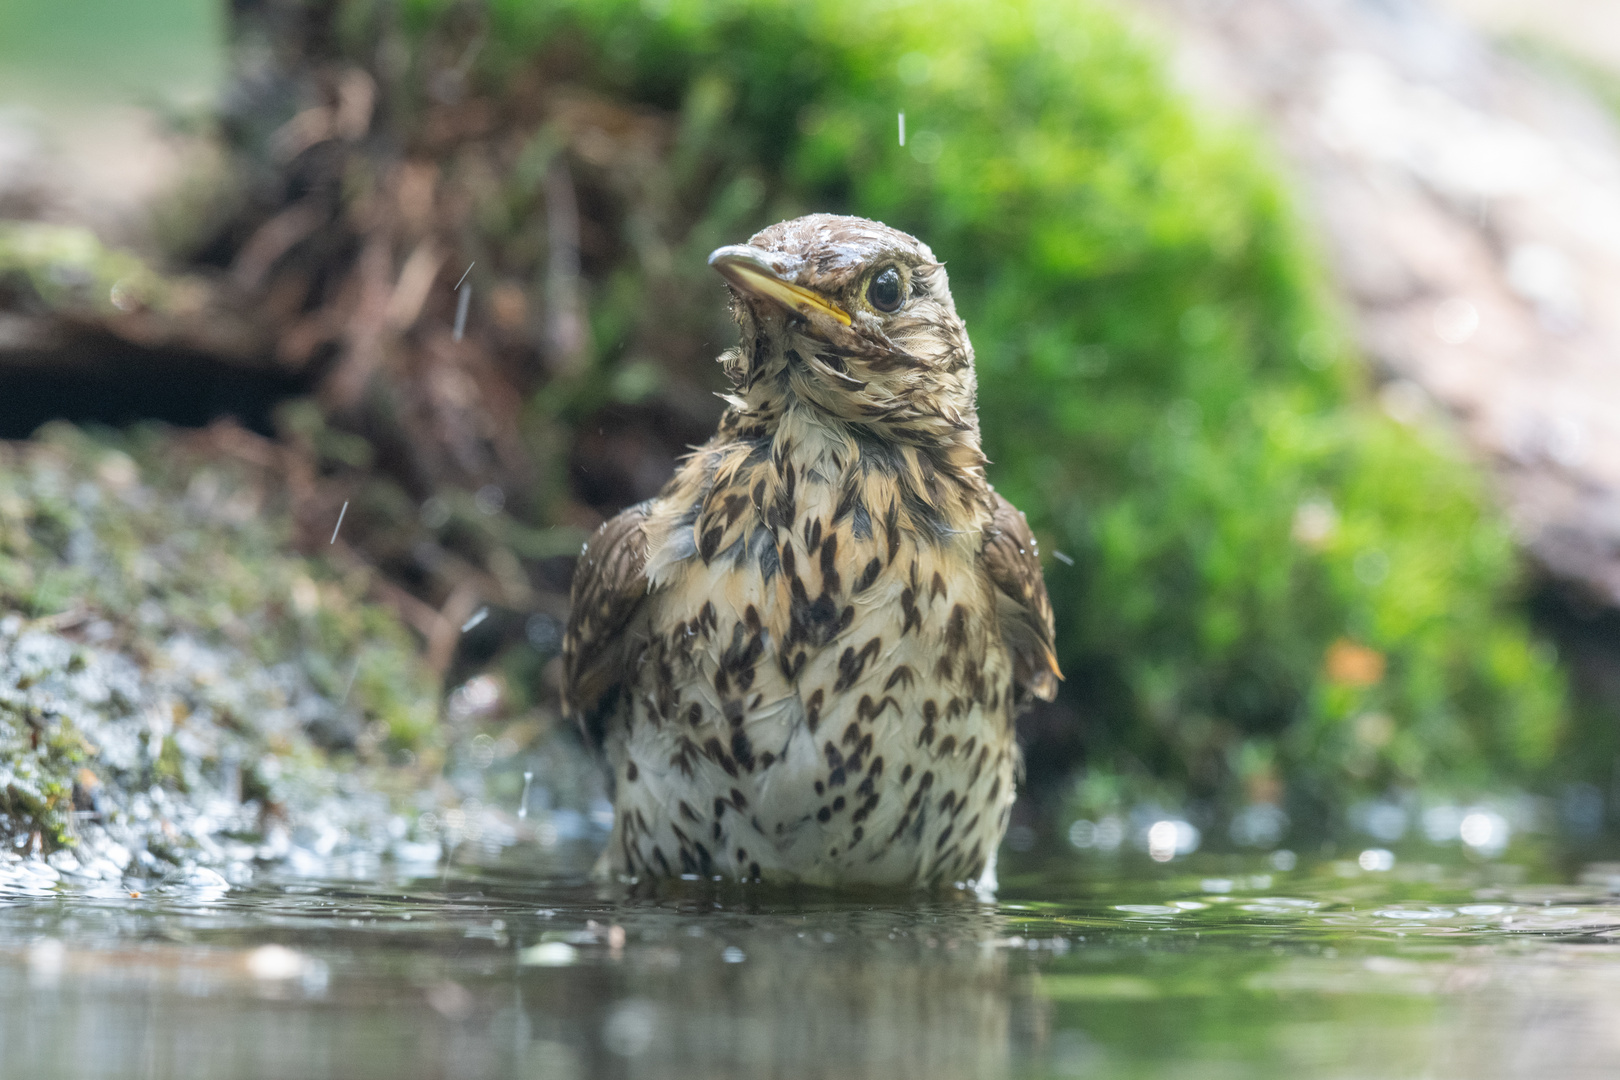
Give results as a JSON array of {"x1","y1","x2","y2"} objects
[{"x1": 708, "y1": 245, "x2": 853, "y2": 328}]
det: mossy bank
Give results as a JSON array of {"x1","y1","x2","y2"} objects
[{"x1": 0, "y1": 424, "x2": 440, "y2": 877}]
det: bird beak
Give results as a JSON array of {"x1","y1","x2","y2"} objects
[{"x1": 708, "y1": 245, "x2": 853, "y2": 329}]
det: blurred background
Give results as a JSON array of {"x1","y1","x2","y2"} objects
[{"x1": 7, "y1": 0, "x2": 1620, "y2": 870}]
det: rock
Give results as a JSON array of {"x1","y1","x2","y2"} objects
[
  {"x1": 1127, "y1": 0, "x2": 1620, "y2": 605},
  {"x1": 0, "y1": 423, "x2": 440, "y2": 877}
]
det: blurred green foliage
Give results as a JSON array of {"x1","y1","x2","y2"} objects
[
  {"x1": 0, "y1": 0, "x2": 222, "y2": 111},
  {"x1": 357, "y1": 0, "x2": 1568, "y2": 823},
  {"x1": 0, "y1": 222, "x2": 166, "y2": 315}
]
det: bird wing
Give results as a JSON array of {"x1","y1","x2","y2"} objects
[
  {"x1": 979, "y1": 491, "x2": 1062, "y2": 706},
  {"x1": 563, "y1": 500, "x2": 653, "y2": 750}
]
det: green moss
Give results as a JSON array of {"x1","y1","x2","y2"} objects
[{"x1": 0, "y1": 222, "x2": 168, "y2": 315}]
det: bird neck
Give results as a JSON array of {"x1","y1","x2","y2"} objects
[
  {"x1": 718, "y1": 376, "x2": 990, "y2": 495},
  {"x1": 721, "y1": 395, "x2": 995, "y2": 540}
]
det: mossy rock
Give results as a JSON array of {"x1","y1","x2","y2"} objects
[{"x1": 0, "y1": 423, "x2": 440, "y2": 868}]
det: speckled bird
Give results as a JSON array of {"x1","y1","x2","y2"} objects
[{"x1": 562, "y1": 214, "x2": 1060, "y2": 888}]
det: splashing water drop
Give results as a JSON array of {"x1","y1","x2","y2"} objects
[{"x1": 519, "y1": 771, "x2": 534, "y2": 820}]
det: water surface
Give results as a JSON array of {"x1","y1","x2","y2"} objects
[{"x1": 6, "y1": 847, "x2": 1620, "y2": 1079}]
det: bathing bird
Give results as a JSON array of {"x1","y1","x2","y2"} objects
[{"x1": 563, "y1": 214, "x2": 1059, "y2": 887}]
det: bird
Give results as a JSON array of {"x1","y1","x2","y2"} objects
[{"x1": 562, "y1": 213, "x2": 1059, "y2": 888}]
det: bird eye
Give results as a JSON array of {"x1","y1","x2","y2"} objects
[{"x1": 867, "y1": 267, "x2": 903, "y2": 313}]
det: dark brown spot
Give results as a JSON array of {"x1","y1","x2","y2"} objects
[
  {"x1": 835, "y1": 636, "x2": 883, "y2": 692},
  {"x1": 700, "y1": 525, "x2": 724, "y2": 563},
  {"x1": 819, "y1": 535, "x2": 841, "y2": 594},
  {"x1": 946, "y1": 605, "x2": 968, "y2": 653},
  {"x1": 731, "y1": 731, "x2": 756, "y2": 771},
  {"x1": 833, "y1": 481, "x2": 862, "y2": 526},
  {"x1": 900, "y1": 589, "x2": 921, "y2": 635},
  {"x1": 703, "y1": 737, "x2": 739, "y2": 777},
  {"x1": 625, "y1": 761, "x2": 639, "y2": 782}
]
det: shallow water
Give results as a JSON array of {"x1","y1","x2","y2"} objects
[{"x1": 7, "y1": 846, "x2": 1620, "y2": 1080}]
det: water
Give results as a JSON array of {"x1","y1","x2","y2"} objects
[{"x1": 8, "y1": 844, "x2": 1620, "y2": 1079}]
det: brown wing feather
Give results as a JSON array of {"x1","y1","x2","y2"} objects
[
  {"x1": 980, "y1": 491, "x2": 1061, "y2": 707},
  {"x1": 562, "y1": 501, "x2": 653, "y2": 750}
]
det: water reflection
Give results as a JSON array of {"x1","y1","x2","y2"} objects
[{"x1": 7, "y1": 850, "x2": 1620, "y2": 1078}]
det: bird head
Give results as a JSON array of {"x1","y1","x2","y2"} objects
[{"x1": 709, "y1": 214, "x2": 980, "y2": 459}]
